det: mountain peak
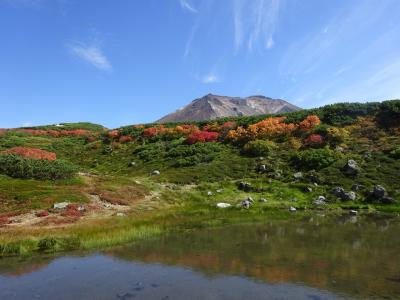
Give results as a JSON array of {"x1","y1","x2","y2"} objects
[{"x1": 157, "y1": 94, "x2": 301, "y2": 123}]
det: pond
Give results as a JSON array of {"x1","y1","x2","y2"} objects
[{"x1": 1, "y1": 213, "x2": 399, "y2": 299}]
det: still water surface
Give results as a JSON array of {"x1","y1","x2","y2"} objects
[{"x1": 0, "y1": 214, "x2": 399, "y2": 299}]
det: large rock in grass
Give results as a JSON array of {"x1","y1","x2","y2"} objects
[
  {"x1": 372, "y1": 185, "x2": 386, "y2": 198},
  {"x1": 53, "y1": 202, "x2": 69, "y2": 209},
  {"x1": 342, "y1": 159, "x2": 359, "y2": 176}
]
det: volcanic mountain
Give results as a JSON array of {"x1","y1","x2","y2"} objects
[{"x1": 157, "y1": 94, "x2": 301, "y2": 123}]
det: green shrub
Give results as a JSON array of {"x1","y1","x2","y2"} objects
[
  {"x1": 0, "y1": 154, "x2": 77, "y2": 180},
  {"x1": 390, "y1": 147, "x2": 400, "y2": 159},
  {"x1": 134, "y1": 142, "x2": 167, "y2": 161},
  {"x1": 38, "y1": 238, "x2": 57, "y2": 252},
  {"x1": 168, "y1": 143, "x2": 223, "y2": 167},
  {"x1": 292, "y1": 147, "x2": 341, "y2": 170},
  {"x1": 242, "y1": 140, "x2": 277, "y2": 157}
]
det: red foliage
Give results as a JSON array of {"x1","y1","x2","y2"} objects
[
  {"x1": 143, "y1": 127, "x2": 160, "y2": 138},
  {"x1": 107, "y1": 130, "x2": 120, "y2": 139},
  {"x1": 60, "y1": 204, "x2": 84, "y2": 218},
  {"x1": 36, "y1": 211, "x2": 49, "y2": 217},
  {"x1": 0, "y1": 216, "x2": 10, "y2": 225},
  {"x1": 1, "y1": 147, "x2": 57, "y2": 160},
  {"x1": 119, "y1": 135, "x2": 134, "y2": 144},
  {"x1": 303, "y1": 134, "x2": 325, "y2": 148},
  {"x1": 86, "y1": 136, "x2": 97, "y2": 143},
  {"x1": 186, "y1": 131, "x2": 219, "y2": 144},
  {"x1": 17, "y1": 129, "x2": 93, "y2": 137}
]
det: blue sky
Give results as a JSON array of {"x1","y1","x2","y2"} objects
[{"x1": 1, "y1": 0, "x2": 400, "y2": 128}]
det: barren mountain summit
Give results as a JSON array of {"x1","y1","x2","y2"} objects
[{"x1": 157, "y1": 94, "x2": 301, "y2": 123}]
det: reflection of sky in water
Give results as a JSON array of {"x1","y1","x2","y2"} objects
[
  {"x1": 0, "y1": 255, "x2": 350, "y2": 300},
  {"x1": 1, "y1": 215, "x2": 399, "y2": 300}
]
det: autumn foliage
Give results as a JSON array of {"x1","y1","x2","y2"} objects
[
  {"x1": 226, "y1": 115, "x2": 321, "y2": 144},
  {"x1": 1, "y1": 147, "x2": 57, "y2": 161},
  {"x1": 186, "y1": 131, "x2": 219, "y2": 144},
  {"x1": 17, "y1": 129, "x2": 93, "y2": 137},
  {"x1": 303, "y1": 134, "x2": 325, "y2": 148}
]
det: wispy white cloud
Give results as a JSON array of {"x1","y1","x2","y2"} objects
[
  {"x1": 202, "y1": 74, "x2": 220, "y2": 84},
  {"x1": 68, "y1": 42, "x2": 112, "y2": 71},
  {"x1": 233, "y1": 0, "x2": 283, "y2": 52},
  {"x1": 179, "y1": 0, "x2": 197, "y2": 13}
]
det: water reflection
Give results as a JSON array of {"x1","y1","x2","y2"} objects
[{"x1": 0, "y1": 214, "x2": 399, "y2": 300}]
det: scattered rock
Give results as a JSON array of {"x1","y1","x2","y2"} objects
[
  {"x1": 207, "y1": 191, "x2": 213, "y2": 196},
  {"x1": 332, "y1": 187, "x2": 356, "y2": 201},
  {"x1": 381, "y1": 197, "x2": 397, "y2": 204},
  {"x1": 289, "y1": 206, "x2": 297, "y2": 212},
  {"x1": 258, "y1": 157, "x2": 265, "y2": 161},
  {"x1": 335, "y1": 146, "x2": 344, "y2": 152},
  {"x1": 352, "y1": 184, "x2": 365, "y2": 191},
  {"x1": 293, "y1": 172, "x2": 303, "y2": 180},
  {"x1": 116, "y1": 212, "x2": 126, "y2": 217},
  {"x1": 291, "y1": 197, "x2": 298, "y2": 202},
  {"x1": 247, "y1": 196, "x2": 254, "y2": 203},
  {"x1": 313, "y1": 196, "x2": 326, "y2": 205},
  {"x1": 342, "y1": 159, "x2": 359, "y2": 176},
  {"x1": 151, "y1": 170, "x2": 160, "y2": 176},
  {"x1": 238, "y1": 181, "x2": 252, "y2": 192},
  {"x1": 216, "y1": 203, "x2": 231, "y2": 208},
  {"x1": 373, "y1": 185, "x2": 386, "y2": 198},
  {"x1": 342, "y1": 191, "x2": 356, "y2": 201},
  {"x1": 216, "y1": 189, "x2": 224, "y2": 193},
  {"x1": 129, "y1": 161, "x2": 136, "y2": 167},
  {"x1": 332, "y1": 187, "x2": 345, "y2": 196},
  {"x1": 240, "y1": 200, "x2": 252, "y2": 209},
  {"x1": 349, "y1": 210, "x2": 358, "y2": 215},
  {"x1": 258, "y1": 164, "x2": 267, "y2": 172},
  {"x1": 259, "y1": 198, "x2": 267, "y2": 203},
  {"x1": 53, "y1": 202, "x2": 69, "y2": 210},
  {"x1": 304, "y1": 187, "x2": 313, "y2": 193}
]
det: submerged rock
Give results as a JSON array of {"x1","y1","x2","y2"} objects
[
  {"x1": 216, "y1": 203, "x2": 231, "y2": 208},
  {"x1": 151, "y1": 170, "x2": 160, "y2": 176},
  {"x1": 349, "y1": 210, "x2": 358, "y2": 216},
  {"x1": 289, "y1": 206, "x2": 297, "y2": 212}
]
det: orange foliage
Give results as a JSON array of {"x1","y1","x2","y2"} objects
[
  {"x1": 1, "y1": 147, "x2": 57, "y2": 160},
  {"x1": 298, "y1": 115, "x2": 321, "y2": 131},
  {"x1": 119, "y1": 135, "x2": 134, "y2": 143}
]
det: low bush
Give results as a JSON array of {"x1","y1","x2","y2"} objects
[
  {"x1": 292, "y1": 147, "x2": 341, "y2": 170},
  {"x1": 168, "y1": 143, "x2": 223, "y2": 167},
  {"x1": 242, "y1": 140, "x2": 277, "y2": 157},
  {"x1": 0, "y1": 154, "x2": 77, "y2": 180}
]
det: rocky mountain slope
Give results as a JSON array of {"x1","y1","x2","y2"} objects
[{"x1": 157, "y1": 94, "x2": 301, "y2": 123}]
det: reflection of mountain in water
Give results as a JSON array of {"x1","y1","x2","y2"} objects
[
  {"x1": 106, "y1": 215, "x2": 400, "y2": 300},
  {"x1": 0, "y1": 215, "x2": 399, "y2": 299}
]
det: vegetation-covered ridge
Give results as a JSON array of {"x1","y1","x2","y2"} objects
[{"x1": 0, "y1": 100, "x2": 399, "y2": 256}]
